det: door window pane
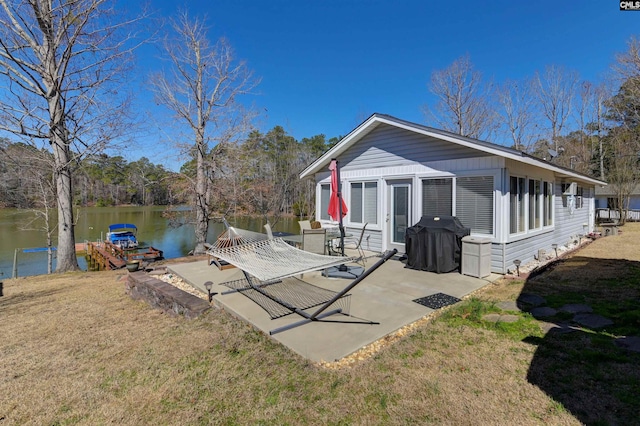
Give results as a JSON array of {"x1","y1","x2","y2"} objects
[{"x1": 393, "y1": 186, "x2": 409, "y2": 243}]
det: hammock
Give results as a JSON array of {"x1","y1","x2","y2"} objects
[
  {"x1": 207, "y1": 224, "x2": 397, "y2": 334},
  {"x1": 221, "y1": 276, "x2": 351, "y2": 320},
  {"x1": 210, "y1": 237, "x2": 357, "y2": 282}
]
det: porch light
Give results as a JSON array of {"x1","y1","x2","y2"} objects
[
  {"x1": 551, "y1": 244, "x2": 558, "y2": 258},
  {"x1": 513, "y1": 259, "x2": 521, "y2": 276},
  {"x1": 204, "y1": 281, "x2": 216, "y2": 302}
]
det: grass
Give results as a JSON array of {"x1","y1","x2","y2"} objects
[{"x1": 2, "y1": 225, "x2": 640, "y2": 424}]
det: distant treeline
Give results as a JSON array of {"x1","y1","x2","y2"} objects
[{"x1": 0, "y1": 126, "x2": 338, "y2": 217}]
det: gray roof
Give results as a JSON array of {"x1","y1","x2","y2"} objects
[
  {"x1": 595, "y1": 184, "x2": 640, "y2": 196},
  {"x1": 300, "y1": 113, "x2": 607, "y2": 186}
]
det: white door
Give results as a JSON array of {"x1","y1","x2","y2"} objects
[{"x1": 387, "y1": 180, "x2": 412, "y2": 253}]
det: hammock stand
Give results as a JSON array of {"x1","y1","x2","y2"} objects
[{"x1": 207, "y1": 224, "x2": 397, "y2": 335}]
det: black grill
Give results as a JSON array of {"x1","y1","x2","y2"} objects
[{"x1": 405, "y1": 216, "x2": 470, "y2": 273}]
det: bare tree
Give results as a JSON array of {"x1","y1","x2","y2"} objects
[
  {"x1": 20, "y1": 161, "x2": 58, "y2": 274},
  {"x1": 589, "y1": 83, "x2": 611, "y2": 180},
  {"x1": 604, "y1": 127, "x2": 640, "y2": 225},
  {"x1": 496, "y1": 78, "x2": 538, "y2": 151},
  {"x1": 150, "y1": 12, "x2": 259, "y2": 254},
  {"x1": 604, "y1": 37, "x2": 640, "y2": 223},
  {"x1": 534, "y1": 65, "x2": 579, "y2": 151},
  {"x1": 425, "y1": 54, "x2": 497, "y2": 140},
  {"x1": 0, "y1": 0, "x2": 142, "y2": 272}
]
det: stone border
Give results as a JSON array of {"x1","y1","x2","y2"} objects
[
  {"x1": 125, "y1": 271, "x2": 211, "y2": 319},
  {"x1": 506, "y1": 237, "x2": 595, "y2": 281}
]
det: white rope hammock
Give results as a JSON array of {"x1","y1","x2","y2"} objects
[{"x1": 207, "y1": 231, "x2": 355, "y2": 282}]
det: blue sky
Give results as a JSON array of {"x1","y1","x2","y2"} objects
[{"x1": 131, "y1": 0, "x2": 639, "y2": 170}]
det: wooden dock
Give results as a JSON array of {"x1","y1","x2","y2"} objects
[{"x1": 85, "y1": 241, "x2": 163, "y2": 271}]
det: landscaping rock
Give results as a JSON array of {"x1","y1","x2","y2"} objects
[
  {"x1": 559, "y1": 304, "x2": 593, "y2": 314},
  {"x1": 614, "y1": 336, "x2": 640, "y2": 353},
  {"x1": 497, "y1": 301, "x2": 521, "y2": 312},
  {"x1": 482, "y1": 314, "x2": 502, "y2": 322},
  {"x1": 482, "y1": 313, "x2": 521, "y2": 323},
  {"x1": 517, "y1": 293, "x2": 546, "y2": 308},
  {"x1": 573, "y1": 313, "x2": 614, "y2": 329},
  {"x1": 496, "y1": 314, "x2": 520, "y2": 323},
  {"x1": 530, "y1": 306, "x2": 557, "y2": 319}
]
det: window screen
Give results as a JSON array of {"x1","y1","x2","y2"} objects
[
  {"x1": 350, "y1": 181, "x2": 378, "y2": 225},
  {"x1": 422, "y1": 178, "x2": 453, "y2": 217},
  {"x1": 456, "y1": 176, "x2": 494, "y2": 235},
  {"x1": 510, "y1": 176, "x2": 525, "y2": 234},
  {"x1": 320, "y1": 184, "x2": 330, "y2": 220}
]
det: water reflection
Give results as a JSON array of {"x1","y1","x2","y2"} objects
[{"x1": 0, "y1": 207, "x2": 301, "y2": 277}]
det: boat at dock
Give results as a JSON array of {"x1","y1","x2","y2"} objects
[
  {"x1": 106, "y1": 223, "x2": 139, "y2": 249},
  {"x1": 84, "y1": 223, "x2": 163, "y2": 271},
  {"x1": 85, "y1": 240, "x2": 164, "y2": 271}
]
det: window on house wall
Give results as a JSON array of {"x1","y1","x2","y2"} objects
[
  {"x1": 561, "y1": 183, "x2": 584, "y2": 210},
  {"x1": 350, "y1": 181, "x2": 378, "y2": 225},
  {"x1": 422, "y1": 178, "x2": 453, "y2": 217},
  {"x1": 529, "y1": 179, "x2": 541, "y2": 230},
  {"x1": 456, "y1": 176, "x2": 494, "y2": 235},
  {"x1": 510, "y1": 176, "x2": 525, "y2": 234},
  {"x1": 576, "y1": 186, "x2": 584, "y2": 209},
  {"x1": 544, "y1": 182, "x2": 553, "y2": 226},
  {"x1": 320, "y1": 184, "x2": 330, "y2": 220}
]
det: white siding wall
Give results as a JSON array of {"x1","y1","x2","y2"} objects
[
  {"x1": 314, "y1": 123, "x2": 597, "y2": 274},
  {"x1": 492, "y1": 185, "x2": 594, "y2": 274},
  {"x1": 339, "y1": 123, "x2": 491, "y2": 169}
]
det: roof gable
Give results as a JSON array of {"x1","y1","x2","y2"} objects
[{"x1": 299, "y1": 113, "x2": 606, "y2": 186}]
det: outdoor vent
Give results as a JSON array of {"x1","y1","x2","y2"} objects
[{"x1": 563, "y1": 182, "x2": 577, "y2": 196}]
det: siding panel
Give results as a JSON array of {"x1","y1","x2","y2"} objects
[
  {"x1": 340, "y1": 124, "x2": 490, "y2": 170},
  {"x1": 489, "y1": 185, "x2": 594, "y2": 273}
]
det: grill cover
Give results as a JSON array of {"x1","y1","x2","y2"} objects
[{"x1": 405, "y1": 216, "x2": 470, "y2": 273}]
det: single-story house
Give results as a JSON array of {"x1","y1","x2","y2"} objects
[
  {"x1": 595, "y1": 184, "x2": 640, "y2": 222},
  {"x1": 595, "y1": 184, "x2": 640, "y2": 210},
  {"x1": 300, "y1": 113, "x2": 607, "y2": 274}
]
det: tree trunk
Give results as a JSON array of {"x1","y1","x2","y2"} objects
[
  {"x1": 54, "y1": 150, "x2": 79, "y2": 271},
  {"x1": 47, "y1": 231, "x2": 53, "y2": 275},
  {"x1": 193, "y1": 130, "x2": 209, "y2": 255},
  {"x1": 49, "y1": 98, "x2": 78, "y2": 272}
]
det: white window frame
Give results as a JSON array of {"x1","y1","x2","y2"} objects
[
  {"x1": 543, "y1": 181, "x2": 554, "y2": 227},
  {"x1": 347, "y1": 180, "x2": 379, "y2": 227},
  {"x1": 421, "y1": 177, "x2": 453, "y2": 218},
  {"x1": 528, "y1": 178, "x2": 542, "y2": 231},
  {"x1": 508, "y1": 175, "x2": 555, "y2": 243},
  {"x1": 454, "y1": 173, "x2": 496, "y2": 237},
  {"x1": 509, "y1": 175, "x2": 526, "y2": 235},
  {"x1": 318, "y1": 183, "x2": 331, "y2": 221}
]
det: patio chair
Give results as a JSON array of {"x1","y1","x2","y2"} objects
[
  {"x1": 302, "y1": 228, "x2": 326, "y2": 255},
  {"x1": 298, "y1": 220, "x2": 312, "y2": 233},
  {"x1": 343, "y1": 223, "x2": 368, "y2": 265}
]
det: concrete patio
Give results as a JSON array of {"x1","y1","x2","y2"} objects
[{"x1": 166, "y1": 250, "x2": 501, "y2": 363}]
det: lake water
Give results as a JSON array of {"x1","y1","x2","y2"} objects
[{"x1": 0, "y1": 206, "x2": 301, "y2": 278}]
